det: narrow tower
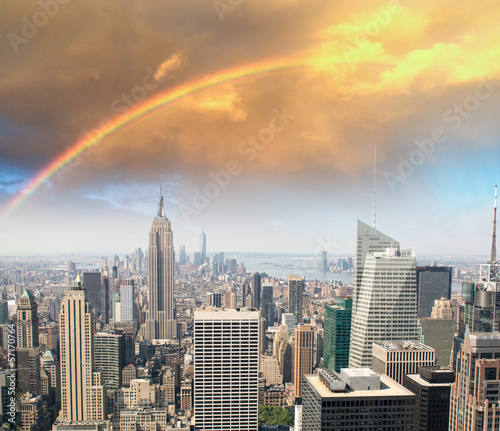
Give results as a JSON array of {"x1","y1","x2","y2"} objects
[
  {"x1": 145, "y1": 188, "x2": 176, "y2": 340},
  {"x1": 489, "y1": 185, "x2": 497, "y2": 281}
]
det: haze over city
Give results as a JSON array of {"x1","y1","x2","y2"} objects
[{"x1": 1, "y1": 0, "x2": 499, "y2": 255}]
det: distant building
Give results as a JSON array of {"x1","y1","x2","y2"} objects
[
  {"x1": 293, "y1": 324, "x2": 314, "y2": 400},
  {"x1": 321, "y1": 251, "x2": 328, "y2": 271},
  {"x1": 253, "y1": 272, "x2": 261, "y2": 310},
  {"x1": 371, "y1": 341, "x2": 436, "y2": 385},
  {"x1": 288, "y1": 275, "x2": 304, "y2": 324},
  {"x1": 120, "y1": 279, "x2": 135, "y2": 322},
  {"x1": 323, "y1": 298, "x2": 352, "y2": 372},
  {"x1": 302, "y1": 368, "x2": 416, "y2": 431},
  {"x1": 416, "y1": 266, "x2": 452, "y2": 317},
  {"x1": 179, "y1": 245, "x2": 187, "y2": 266},
  {"x1": 403, "y1": 367, "x2": 454, "y2": 431},
  {"x1": 17, "y1": 288, "x2": 39, "y2": 348},
  {"x1": 206, "y1": 292, "x2": 222, "y2": 308},
  {"x1": 95, "y1": 333, "x2": 125, "y2": 393},
  {"x1": 199, "y1": 231, "x2": 206, "y2": 264},
  {"x1": 83, "y1": 272, "x2": 102, "y2": 318},
  {"x1": 261, "y1": 284, "x2": 274, "y2": 328}
]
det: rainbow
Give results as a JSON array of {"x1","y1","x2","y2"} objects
[{"x1": 0, "y1": 54, "x2": 339, "y2": 222}]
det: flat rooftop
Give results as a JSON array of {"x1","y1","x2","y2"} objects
[
  {"x1": 405, "y1": 373, "x2": 454, "y2": 387},
  {"x1": 374, "y1": 341, "x2": 433, "y2": 351},
  {"x1": 305, "y1": 373, "x2": 415, "y2": 399}
]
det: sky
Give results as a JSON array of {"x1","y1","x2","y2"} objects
[{"x1": 0, "y1": 0, "x2": 499, "y2": 257}]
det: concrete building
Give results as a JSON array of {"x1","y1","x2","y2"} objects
[
  {"x1": 145, "y1": 191, "x2": 176, "y2": 340},
  {"x1": 261, "y1": 355, "x2": 283, "y2": 386},
  {"x1": 120, "y1": 279, "x2": 135, "y2": 322},
  {"x1": 449, "y1": 332, "x2": 500, "y2": 431},
  {"x1": 122, "y1": 364, "x2": 138, "y2": 388},
  {"x1": 19, "y1": 392, "x2": 51, "y2": 431},
  {"x1": 302, "y1": 368, "x2": 416, "y2": 431},
  {"x1": 419, "y1": 317, "x2": 455, "y2": 367},
  {"x1": 349, "y1": 247, "x2": 420, "y2": 368},
  {"x1": 403, "y1": 367, "x2": 454, "y2": 431},
  {"x1": 193, "y1": 308, "x2": 259, "y2": 431},
  {"x1": 120, "y1": 407, "x2": 168, "y2": 431},
  {"x1": 372, "y1": 341, "x2": 436, "y2": 385},
  {"x1": 58, "y1": 275, "x2": 106, "y2": 422},
  {"x1": 94, "y1": 332, "x2": 124, "y2": 393},
  {"x1": 17, "y1": 289, "x2": 39, "y2": 349},
  {"x1": 293, "y1": 324, "x2": 314, "y2": 400},
  {"x1": 288, "y1": 276, "x2": 304, "y2": 324},
  {"x1": 323, "y1": 298, "x2": 352, "y2": 372},
  {"x1": 17, "y1": 347, "x2": 41, "y2": 395}
]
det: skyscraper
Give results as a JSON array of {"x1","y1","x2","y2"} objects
[
  {"x1": 253, "y1": 272, "x2": 261, "y2": 310},
  {"x1": 416, "y1": 265, "x2": 452, "y2": 317},
  {"x1": 194, "y1": 308, "x2": 259, "y2": 431},
  {"x1": 293, "y1": 324, "x2": 314, "y2": 400},
  {"x1": 59, "y1": 274, "x2": 106, "y2": 421},
  {"x1": 83, "y1": 272, "x2": 102, "y2": 318},
  {"x1": 349, "y1": 247, "x2": 420, "y2": 368},
  {"x1": 354, "y1": 220, "x2": 399, "y2": 304},
  {"x1": 17, "y1": 289, "x2": 39, "y2": 348},
  {"x1": 120, "y1": 279, "x2": 135, "y2": 322},
  {"x1": 261, "y1": 284, "x2": 274, "y2": 328},
  {"x1": 288, "y1": 275, "x2": 304, "y2": 324},
  {"x1": 179, "y1": 245, "x2": 187, "y2": 266},
  {"x1": 145, "y1": 191, "x2": 176, "y2": 341},
  {"x1": 323, "y1": 298, "x2": 352, "y2": 372},
  {"x1": 199, "y1": 231, "x2": 206, "y2": 264},
  {"x1": 449, "y1": 332, "x2": 500, "y2": 431},
  {"x1": 321, "y1": 251, "x2": 328, "y2": 271},
  {"x1": 95, "y1": 332, "x2": 124, "y2": 393}
]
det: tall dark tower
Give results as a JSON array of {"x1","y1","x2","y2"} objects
[
  {"x1": 145, "y1": 189, "x2": 176, "y2": 340},
  {"x1": 253, "y1": 272, "x2": 261, "y2": 309},
  {"x1": 17, "y1": 289, "x2": 39, "y2": 348}
]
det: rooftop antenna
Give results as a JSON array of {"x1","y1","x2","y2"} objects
[
  {"x1": 158, "y1": 183, "x2": 165, "y2": 218},
  {"x1": 373, "y1": 145, "x2": 377, "y2": 229}
]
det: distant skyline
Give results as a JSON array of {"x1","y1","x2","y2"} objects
[{"x1": 1, "y1": 1, "x2": 499, "y2": 255}]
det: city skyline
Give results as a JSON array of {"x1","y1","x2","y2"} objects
[{"x1": 1, "y1": 1, "x2": 500, "y2": 256}]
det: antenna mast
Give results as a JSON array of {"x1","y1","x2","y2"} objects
[
  {"x1": 491, "y1": 185, "x2": 497, "y2": 265},
  {"x1": 373, "y1": 146, "x2": 377, "y2": 229}
]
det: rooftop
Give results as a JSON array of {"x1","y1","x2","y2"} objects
[
  {"x1": 305, "y1": 373, "x2": 414, "y2": 399},
  {"x1": 374, "y1": 340, "x2": 433, "y2": 351}
]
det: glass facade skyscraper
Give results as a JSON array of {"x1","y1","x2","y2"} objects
[{"x1": 323, "y1": 298, "x2": 352, "y2": 372}]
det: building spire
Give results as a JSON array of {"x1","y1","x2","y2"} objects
[
  {"x1": 490, "y1": 185, "x2": 497, "y2": 265},
  {"x1": 373, "y1": 145, "x2": 377, "y2": 229},
  {"x1": 158, "y1": 184, "x2": 165, "y2": 218}
]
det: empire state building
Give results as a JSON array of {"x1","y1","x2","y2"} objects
[{"x1": 145, "y1": 191, "x2": 176, "y2": 340}]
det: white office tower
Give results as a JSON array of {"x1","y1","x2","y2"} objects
[
  {"x1": 194, "y1": 308, "x2": 260, "y2": 431},
  {"x1": 349, "y1": 247, "x2": 420, "y2": 368},
  {"x1": 59, "y1": 274, "x2": 106, "y2": 421},
  {"x1": 145, "y1": 191, "x2": 176, "y2": 340}
]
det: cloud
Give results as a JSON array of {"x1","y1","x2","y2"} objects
[{"x1": 154, "y1": 53, "x2": 186, "y2": 82}]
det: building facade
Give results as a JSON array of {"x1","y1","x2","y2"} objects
[
  {"x1": 59, "y1": 275, "x2": 106, "y2": 421},
  {"x1": 416, "y1": 266, "x2": 452, "y2": 317},
  {"x1": 288, "y1": 275, "x2": 304, "y2": 324},
  {"x1": 349, "y1": 247, "x2": 420, "y2": 368},
  {"x1": 372, "y1": 341, "x2": 436, "y2": 385},
  {"x1": 145, "y1": 192, "x2": 176, "y2": 340},
  {"x1": 293, "y1": 324, "x2": 314, "y2": 400},
  {"x1": 194, "y1": 308, "x2": 259, "y2": 431},
  {"x1": 323, "y1": 298, "x2": 352, "y2": 372}
]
